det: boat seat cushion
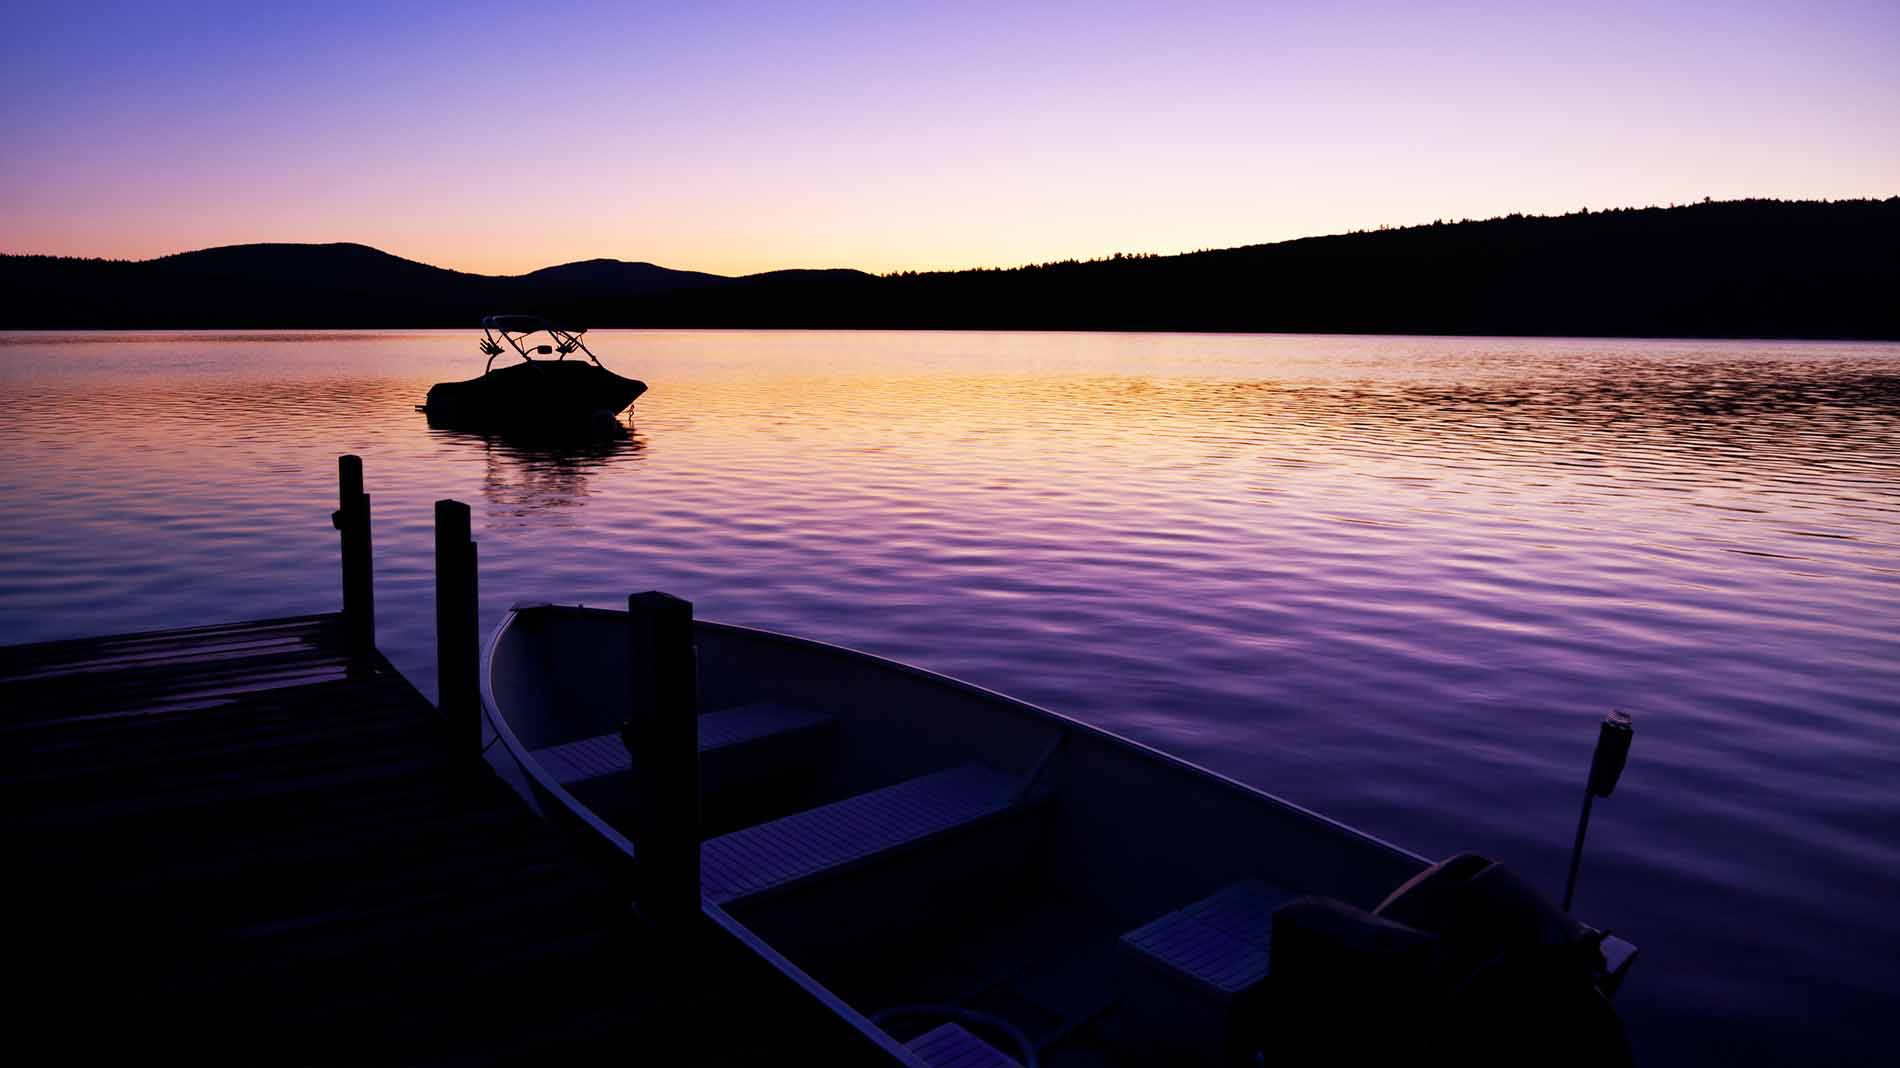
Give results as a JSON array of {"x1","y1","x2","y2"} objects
[
  {"x1": 701, "y1": 763, "x2": 1031, "y2": 906},
  {"x1": 905, "y1": 1022, "x2": 1024, "y2": 1068},
  {"x1": 531, "y1": 701, "x2": 835, "y2": 785},
  {"x1": 1119, "y1": 879, "x2": 1297, "y2": 1001}
]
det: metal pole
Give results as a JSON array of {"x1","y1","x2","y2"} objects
[
  {"x1": 1562, "y1": 788, "x2": 1595, "y2": 912},
  {"x1": 332, "y1": 455, "x2": 374, "y2": 656}
]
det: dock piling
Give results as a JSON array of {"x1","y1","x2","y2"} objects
[
  {"x1": 331, "y1": 454, "x2": 374, "y2": 656},
  {"x1": 623, "y1": 591, "x2": 701, "y2": 928},
  {"x1": 434, "y1": 499, "x2": 480, "y2": 753}
]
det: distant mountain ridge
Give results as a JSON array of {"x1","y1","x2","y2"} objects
[
  {"x1": 2, "y1": 198, "x2": 1895, "y2": 338},
  {"x1": 154, "y1": 242, "x2": 734, "y2": 293},
  {"x1": 513, "y1": 257, "x2": 729, "y2": 292},
  {"x1": 0, "y1": 241, "x2": 850, "y2": 329}
]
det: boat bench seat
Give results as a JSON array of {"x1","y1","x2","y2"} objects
[
  {"x1": 702, "y1": 763, "x2": 1037, "y2": 906},
  {"x1": 531, "y1": 701, "x2": 836, "y2": 787},
  {"x1": 905, "y1": 1022, "x2": 1024, "y2": 1068},
  {"x1": 1117, "y1": 879, "x2": 1297, "y2": 1067},
  {"x1": 532, "y1": 702, "x2": 837, "y2": 834}
]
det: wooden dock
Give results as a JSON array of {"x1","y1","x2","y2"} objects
[
  {"x1": 0, "y1": 458, "x2": 901, "y2": 1065},
  {"x1": 3, "y1": 614, "x2": 655, "y2": 1060}
]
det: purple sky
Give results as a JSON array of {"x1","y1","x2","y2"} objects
[{"x1": 3, "y1": 1, "x2": 1895, "y2": 275}]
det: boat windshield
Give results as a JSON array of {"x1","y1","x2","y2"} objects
[{"x1": 478, "y1": 316, "x2": 600, "y2": 371}]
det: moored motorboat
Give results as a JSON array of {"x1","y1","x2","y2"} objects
[
  {"x1": 422, "y1": 316, "x2": 646, "y2": 431},
  {"x1": 483, "y1": 599, "x2": 1638, "y2": 1067}
]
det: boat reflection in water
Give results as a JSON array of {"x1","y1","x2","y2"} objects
[{"x1": 425, "y1": 416, "x2": 645, "y2": 521}]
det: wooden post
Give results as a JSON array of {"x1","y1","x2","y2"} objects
[
  {"x1": 623, "y1": 591, "x2": 699, "y2": 926},
  {"x1": 435, "y1": 499, "x2": 480, "y2": 754},
  {"x1": 331, "y1": 455, "x2": 375, "y2": 656}
]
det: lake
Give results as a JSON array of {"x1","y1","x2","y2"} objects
[{"x1": 2, "y1": 330, "x2": 1895, "y2": 1063}]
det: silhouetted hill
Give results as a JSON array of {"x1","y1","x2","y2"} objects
[
  {"x1": 734, "y1": 268, "x2": 877, "y2": 285},
  {"x1": 152, "y1": 242, "x2": 478, "y2": 286},
  {"x1": 517, "y1": 258, "x2": 727, "y2": 292},
  {"x1": 2, "y1": 198, "x2": 1894, "y2": 337},
  {"x1": 0, "y1": 243, "x2": 736, "y2": 328}
]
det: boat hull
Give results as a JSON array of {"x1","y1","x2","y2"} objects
[
  {"x1": 479, "y1": 604, "x2": 1631, "y2": 1066},
  {"x1": 424, "y1": 360, "x2": 646, "y2": 431}
]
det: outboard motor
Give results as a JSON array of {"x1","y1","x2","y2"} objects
[
  {"x1": 1271, "y1": 715, "x2": 1637, "y2": 1065},
  {"x1": 1384, "y1": 853, "x2": 1632, "y2": 1064},
  {"x1": 1379, "y1": 853, "x2": 1604, "y2": 976},
  {"x1": 1272, "y1": 854, "x2": 1633, "y2": 1067}
]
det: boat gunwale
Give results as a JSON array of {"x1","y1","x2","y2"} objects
[
  {"x1": 480, "y1": 602, "x2": 1429, "y2": 873},
  {"x1": 480, "y1": 606, "x2": 641, "y2": 863}
]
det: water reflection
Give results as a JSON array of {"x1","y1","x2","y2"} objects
[{"x1": 425, "y1": 419, "x2": 646, "y2": 521}]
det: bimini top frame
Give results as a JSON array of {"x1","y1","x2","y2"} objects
[{"x1": 478, "y1": 315, "x2": 603, "y2": 373}]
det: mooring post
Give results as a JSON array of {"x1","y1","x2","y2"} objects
[
  {"x1": 623, "y1": 591, "x2": 700, "y2": 930},
  {"x1": 434, "y1": 499, "x2": 480, "y2": 754},
  {"x1": 331, "y1": 455, "x2": 375, "y2": 657}
]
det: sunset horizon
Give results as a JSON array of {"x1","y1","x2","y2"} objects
[
  {"x1": 11, "y1": 193, "x2": 1897, "y2": 279},
  {"x1": 6, "y1": 2, "x2": 1896, "y2": 276}
]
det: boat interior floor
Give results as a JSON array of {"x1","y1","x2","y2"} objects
[
  {"x1": 512, "y1": 685, "x2": 1311, "y2": 1066},
  {"x1": 538, "y1": 709, "x2": 1136, "y2": 1061},
  {"x1": 693, "y1": 761, "x2": 1298, "y2": 1067},
  {"x1": 823, "y1": 880, "x2": 1163, "y2": 1068}
]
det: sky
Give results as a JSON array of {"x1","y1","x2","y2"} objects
[{"x1": 2, "y1": 1, "x2": 1896, "y2": 276}]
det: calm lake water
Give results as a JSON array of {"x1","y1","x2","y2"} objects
[{"x1": 3, "y1": 330, "x2": 1896, "y2": 1062}]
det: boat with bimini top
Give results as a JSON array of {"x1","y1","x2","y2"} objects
[{"x1": 421, "y1": 316, "x2": 646, "y2": 431}]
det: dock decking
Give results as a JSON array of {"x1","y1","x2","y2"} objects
[{"x1": 1, "y1": 613, "x2": 856, "y2": 1063}]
